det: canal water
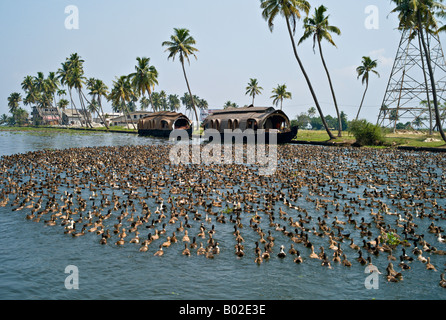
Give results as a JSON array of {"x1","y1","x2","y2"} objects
[{"x1": 0, "y1": 130, "x2": 445, "y2": 300}]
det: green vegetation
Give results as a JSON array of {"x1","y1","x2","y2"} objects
[{"x1": 348, "y1": 119, "x2": 385, "y2": 146}]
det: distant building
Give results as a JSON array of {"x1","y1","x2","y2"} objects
[
  {"x1": 32, "y1": 106, "x2": 61, "y2": 125},
  {"x1": 109, "y1": 111, "x2": 152, "y2": 127},
  {"x1": 200, "y1": 109, "x2": 220, "y2": 122},
  {"x1": 62, "y1": 109, "x2": 92, "y2": 126}
]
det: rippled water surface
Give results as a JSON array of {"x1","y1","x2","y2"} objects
[{"x1": 0, "y1": 130, "x2": 445, "y2": 300}]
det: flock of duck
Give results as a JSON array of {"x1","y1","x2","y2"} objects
[{"x1": 0, "y1": 144, "x2": 445, "y2": 290}]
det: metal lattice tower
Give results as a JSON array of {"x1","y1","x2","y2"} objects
[{"x1": 377, "y1": 27, "x2": 446, "y2": 131}]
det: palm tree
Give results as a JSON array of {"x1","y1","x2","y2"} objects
[
  {"x1": 162, "y1": 28, "x2": 199, "y2": 129},
  {"x1": 223, "y1": 101, "x2": 239, "y2": 109},
  {"x1": 391, "y1": 0, "x2": 446, "y2": 142},
  {"x1": 0, "y1": 114, "x2": 8, "y2": 125},
  {"x1": 87, "y1": 78, "x2": 109, "y2": 129},
  {"x1": 299, "y1": 5, "x2": 342, "y2": 136},
  {"x1": 260, "y1": 0, "x2": 335, "y2": 139},
  {"x1": 356, "y1": 56, "x2": 379, "y2": 120},
  {"x1": 46, "y1": 71, "x2": 62, "y2": 124},
  {"x1": 57, "y1": 98, "x2": 69, "y2": 112},
  {"x1": 129, "y1": 57, "x2": 158, "y2": 112},
  {"x1": 168, "y1": 94, "x2": 181, "y2": 112},
  {"x1": 108, "y1": 76, "x2": 136, "y2": 129},
  {"x1": 270, "y1": 84, "x2": 292, "y2": 110},
  {"x1": 245, "y1": 78, "x2": 263, "y2": 105},
  {"x1": 57, "y1": 55, "x2": 90, "y2": 127},
  {"x1": 7, "y1": 92, "x2": 22, "y2": 115},
  {"x1": 140, "y1": 96, "x2": 150, "y2": 111},
  {"x1": 307, "y1": 106, "x2": 316, "y2": 118}
]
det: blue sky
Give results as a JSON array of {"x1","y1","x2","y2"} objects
[{"x1": 1, "y1": 0, "x2": 442, "y2": 123}]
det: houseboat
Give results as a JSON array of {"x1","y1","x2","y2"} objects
[
  {"x1": 202, "y1": 105, "x2": 298, "y2": 143},
  {"x1": 137, "y1": 111, "x2": 192, "y2": 137}
]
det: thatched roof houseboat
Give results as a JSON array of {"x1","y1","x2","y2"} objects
[
  {"x1": 202, "y1": 105, "x2": 297, "y2": 143},
  {"x1": 137, "y1": 111, "x2": 192, "y2": 137}
]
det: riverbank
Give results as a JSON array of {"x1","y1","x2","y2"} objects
[
  {"x1": 1, "y1": 126, "x2": 446, "y2": 152},
  {"x1": 293, "y1": 129, "x2": 446, "y2": 150}
]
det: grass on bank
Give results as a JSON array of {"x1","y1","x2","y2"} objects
[{"x1": 294, "y1": 129, "x2": 446, "y2": 148}]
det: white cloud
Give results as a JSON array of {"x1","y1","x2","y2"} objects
[{"x1": 369, "y1": 48, "x2": 394, "y2": 67}]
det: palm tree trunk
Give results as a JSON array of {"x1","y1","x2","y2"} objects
[
  {"x1": 97, "y1": 96, "x2": 109, "y2": 129},
  {"x1": 181, "y1": 61, "x2": 199, "y2": 131},
  {"x1": 417, "y1": 13, "x2": 446, "y2": 142},
  {"x1": 356, "y1": 81, "x2": 368, "y2": 121},
  {"x1": 78, "y1": 89, "x2": 93, "y2": 128},
  {"x1": 68, "y1": 89, "x2": 84, "y2": 128},
  {"x1": 285, "y1": 18, "x2": 335, "y2": 140},
  {"x1": 148, "y1": 91, "x2": 155, "y2": 113},
  {"x1": 317, "y1": 39, "x2": 342, "y2": 137},
  {"x1": 122, "y1": 101, "x2": 137, "y2": 130},
  {"x1": 417, "y1": 31, "x2": 433, "y2": 135}
]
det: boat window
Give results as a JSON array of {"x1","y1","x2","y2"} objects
[
  {"x1": 233, "y1": 119, "x2": 239, "y2": 129},
  {"x1": 264, "y1": 115, "x2": 288, "y2": 130},
  {"x1": 161, "y1": 120, "x2": 169, "y2": 129},
  {"x1": 228, "y1": 119, "x2": 233, "y2": 130},
  {"x1": 247, "y1": 119, "x2": 257, "y2": 130},
  {"x1": 174, "y1": 118, "x2": 190, "y2": 130}
]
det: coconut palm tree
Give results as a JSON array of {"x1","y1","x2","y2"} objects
[
  {"x1": 299, "y1": 5, "x2": 342, "y2": 136},
  {"x1": 223, "y1": 101, "x2": 239, "y2": 109},
  {"x1": 356, "y1": 56, "x2": 379, "y2": 121},
  {"x1": 7, "y1": 92, "x2": 22, "y2": 115},
  {"x1": 162, "y1": 28, "x2": 199, "y2": 129},
  {"x1": 108, "y1": 76, "x2": 136, "y2": 129},
  {"x1": 129, "y1": 57, "x2": 158, "y2": 112},
  {"x1": 260, "y1": 0, "x2": 335, "y2": 139},
  {"x1": 140, "y1": 96, "x2": 150, "y2": 111},
  {"x1": 57, "y1": 98, "x2": 69, "y2": 111},
  {"x1": 270, "y1": 84, "x2": 292, "y2": 110},
  {"x1": 245, "y1": 78, "x2": 263, "y2": 105},
  {"x1": 57, "y1": 57, "x2": 88, "y2": 127},
  {"x1": 391, "y1": 0, "x2": 446, "y2": 142},
  {"x1": 87, "y1": 78, "x2": 109, "y2": 129},
  {"x1": 168, "y1": 94, "x2": 181, "y2": 112}
]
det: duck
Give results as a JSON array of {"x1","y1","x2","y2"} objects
[
  {"x1": 115, "y1": 237, "x2": 125, "y2": 246},
  {"x1": 342, "y1": 254, "x2": 352, "y2": 267},
  {"x1": 356, "y1": 250, "x2": 367, "y2": 265},
  {"x1": 235, "y1": 247, "x2": 245, "y2": 257},
  {"x1": 139, "y1": 242, "x2": 149, "y2": 252},
  {"x1": 426, "y1": 257, "x2": 437, "y2": 271},
  {"x1": 386, "y1": 263, "x2": 403, "y2": 282},
  {"x1": 399, "y1": 256, "x2": 411, "y2": 270},
  {"x1": 401, "y1": 248, "x2": 413, "y2": 262},
  {"x1": 99, "y1": 235, "x2": 107, "y2": 245},
  {"x1": 387, "y1": 249, "x2": 397, "y2": 261},
  {"x1": 309, "y1": 245, "x2": 320, "y2": 259},
  {"x1": 288, "y1": 244, "x2": 297, "y2": 255},
  {"x1": 321, "y1": 253, "x2": 332, "y2": 269},
  {"x1": 277, "y1": 245, "x2": 286, "y2": 258},
  {"x1": 437, "y1": 233, "x2": 446, "y2": 243},
  {"x1": 293, "y1": 251, "x2": 303, "y2": 264},
  {"x1": 197, "y1": 243, "x2": 206, "y2": 255},
  {"x1": 182, "y1": 243, "x2": 191, "y2": 256},
  {"x1": 154, "y1": 245, "x2": 164, "y2": 256},
  {"x1": 262, "y1": 248, "x2": 271, "y2": 260},
  {"x1": 162, "y1": 237, "x2": 172, "y2": 248},
  {"x1": 255, "y1": 252, "x2": 263, "y2": 265},
  {"x1": 439, "y1": 273, "x2": 446, "y2": 288},
  {"x1": 129, "y1": 231, "x2": 140, "y2": 244}
]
